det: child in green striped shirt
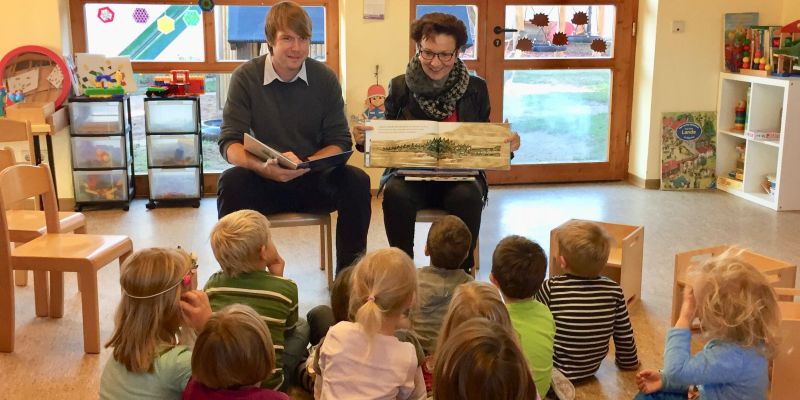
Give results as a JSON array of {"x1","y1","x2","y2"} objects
[{"x1": 205, "y1": 210, "x2": 308, "y2": 392}]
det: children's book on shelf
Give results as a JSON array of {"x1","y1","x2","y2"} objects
[
  {"x1": 660, "y1": 112, "x2": 717, "y2": 190},
  {"x1": 724, "y1": 13, "x2": 759, "y2": 72},
  {"x1": 364, "y1": 120, "x2": 511, "y2": 170}
]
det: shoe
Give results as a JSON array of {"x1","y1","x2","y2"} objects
[{"x1": 550, "y1": 368, "x2": 575, "y2": 400}]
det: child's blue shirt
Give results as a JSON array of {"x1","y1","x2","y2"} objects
[{"x1": 661, "y1": 328, "x2": 769, "y2": 400}]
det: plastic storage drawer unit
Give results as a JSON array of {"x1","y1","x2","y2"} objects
[
  {"x1": 71, "y1": 136, "x2": 127, "y2": 169},
  {"x1": 148, "y1": 168, "x2": 201, "y2": 200},
  {"x1": 69, "y1": 101, "x2": 125, "y2": 135},
  {"x1": 147, "y1": 134, "x2": 200, "y2": 167},
  {"x1": 144, "y1": 99, "x2": 199, "y2": 133}
]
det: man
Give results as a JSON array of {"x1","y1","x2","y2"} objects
[{"x1": 217, "y1": 1, "x2": 370, "y2": 272}]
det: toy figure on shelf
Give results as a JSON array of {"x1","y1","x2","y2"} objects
[
  {"x1": 95, "y1": 147, "x2": 112, "y2": 167},
  {"x1": 8, "y1": 90, "x2": 24, "y2": 104},
  {"x1": 361, "y1": 84, "x2": 386, "y2": 121},
  {"x1": 734, "y1": 99, "x2": 747, "y2": 131}
]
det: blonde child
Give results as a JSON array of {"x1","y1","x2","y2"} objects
[
  {"x1": 535, "y1": 220, "x2": 639, "y2": 381},
  {"x1": 437, "y1": 281, "x2": 514, "y2": 344},
  {"x1": 100, "y1": 248, "x2": 212, "y2": 400},
  {"x1": 433, "y1": 318, "x2": 539, "y2": 400},
  {"x1": 316, "y1": 248, "x2": 426, "y2": 400},
  {"x1": 182, "y1": 304, "x2": 288, "y2": 400},
  {"x1": 206, "y1": 209, "x2": 305, "y2": 391},
  {"x1": 635, "y1": 252, "x2": 780, "y2": 400}
]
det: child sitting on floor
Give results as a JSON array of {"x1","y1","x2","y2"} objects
[
  {"x1": 205, "y1": 209, "x2": 306, "y2": 391},
  {"x1": 635, "y1": 251, "x2": 780, "y2": 400},
  {"x1": 316, "y1": 248, "x2": 426, "y2": 399},
  {"x1": 535, "y1": 220, "x2": 639, "y2": 382},
  {"x1": 100, "y1": 248, "x2": 211, "y2": 400},
  {"x1": 182, "y1": 304, "x2": 288, "y2": 400}
]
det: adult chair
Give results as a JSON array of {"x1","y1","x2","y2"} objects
[
  {"x1": 267, "y1": 212, "x2": 333, "y2": 288},
  {"x1": 416, "y1": 208, "x2": 479, "y2": 277},
  {"x1": 0, "y1": 164, "x2": 133, "y2": 353}
]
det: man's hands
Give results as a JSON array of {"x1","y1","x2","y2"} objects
[
  {"x1": 254, "y1": 157, "x2": 309, "y2": 182},
  {"x1": 352, "y1": 124, "x2": 372, "y2": 147},
  {"x1": 636, "y1": 369, "x2": 663, "y2": 394}
]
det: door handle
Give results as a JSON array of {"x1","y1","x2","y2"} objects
[{"x1": 493, "y1": 26, "x2": 519, "y2": 34}]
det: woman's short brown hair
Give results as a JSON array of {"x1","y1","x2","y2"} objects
[
  {"x1": 264, "y1": 1, "x2": 312, "y2": 52},
  {"x1": 191, "y1": 304, "x2": 276, "y2": 389},
  {"x1": 410, "y1": 12, "x2": 468, "y2": 52}
]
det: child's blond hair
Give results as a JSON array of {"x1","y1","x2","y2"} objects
[
  {"x1": 105, "y1": 248, "x2": 193, "y2": 373},
  {"x1": 433, "y1": 318, "x2": 537, "y2": 400},
  {"x1": 349, "y1": 248, "x2": 417, "y2": 338},
  {"x1": 210, "y1": 209, "x2": 271, "y2": 277},
  {"x1": 191, "y1": 304, "x2": 276, "y2": 389},
  {"x1": 437, "y1": 281, "x2": 515, "y2": 350},
  {"x1": 556, "y1": 220, "x2": 611, "y2": 277},
  {"x1": 690, "y1": 250, "x2": 781, "y2": 357}
]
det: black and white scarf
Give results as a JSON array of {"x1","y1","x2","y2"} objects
[{"x1": 404, "y1": 56, "x2": 470, "y2": 120}]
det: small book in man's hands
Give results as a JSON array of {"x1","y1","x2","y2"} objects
[{"x1": 244, "y1": 133, "x2": 353, "y2": 170}]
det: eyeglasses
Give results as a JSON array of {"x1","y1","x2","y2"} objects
[{"x1": 418, "y1": 48, "x2": 457, "y2": 62}]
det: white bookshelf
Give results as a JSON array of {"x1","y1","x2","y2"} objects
[{"x1": 716, "y1": 72, "x2": 800, "y2": 211}]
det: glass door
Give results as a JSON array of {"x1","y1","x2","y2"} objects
[{"x1": 413, "y1": 1, "x2": 638, "y2": 184}]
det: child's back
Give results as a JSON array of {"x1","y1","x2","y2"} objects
[
  {"x1": 206, "y1": 210, "x2": 300, "y2": 390},
  {"x1": 411, "y1": 216, "x2": 474, "y2": 354},
  {"x1": 100, "y1": 248, "x2": 198, "y2": 400},
  {"x1": 536, "y1": 274, "x2": 637, "y2": 380},
  {"x1": 317, "y1": 248, "x2": 426, "y2": 400},
  {"x1": 537, "y1": 221, "x2": 638, "y2": 381}
]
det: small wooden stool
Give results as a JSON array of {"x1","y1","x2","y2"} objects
[
  {"x1": 671, "y1": 246, "x2": 797, "y2": 325},
  {"x1": 267, "y1": 213, "x2": 333, "y2": 288},
  {"x1": 416, "y1": 209, "x2": 479, "y2": 277},
  {"x1": 550, "y1": 219, "x2": 644, "y2": 303},
  {"x1": 770, "y1": 288, "x2": 800, "y2": 400}
]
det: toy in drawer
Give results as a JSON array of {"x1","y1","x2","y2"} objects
[
  {"x1": 71, "y1": 136, "x2": 127, "y2": 169},
  {"x1": 69, "y1": 101, "x2": 125, "y2": 134},
  {"x1": 149, "y1": 168, "x2": 200, "y2": 199},
  {"x1": 145, "y1": 100, "x2": 198, "y2": 133},
  {"x1": 147, "y1": 134, "x2": 199, "y2": 166},
  {"x1": 73, "y1": 170, "x2": 129, "y2": 202}
]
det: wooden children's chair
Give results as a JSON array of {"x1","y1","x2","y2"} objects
[
  {"x1": 416, "y1": 208, "x2": 479, "y2": 277},
  {"x1": 0, "y1": 119, "x2": 36, "y2": 166},
  {"x1": 671, "y1": 246, "x2": 797, "y2": 325},
  {"x1": 549, "y1": 219, "x2": 644, "y2": 303},
  {"x1": 0, "y1": 148, "x2": 88, "y2": 292},
  {"x1": 770, "y1": 287, "x2": 800, "y2": 400},
  {"x1": 267, "y1": 212, "x2": 333, "y2": 288},
  {"x1": 0, "y1": 164, "x2": 133, "y2": 353}
]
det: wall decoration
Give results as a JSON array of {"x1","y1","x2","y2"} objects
[
  {"x1": 7, "y1": 68, "x2": 39, "y2": 94},
  {"x1": 0, "y1": 45, "x2": 72, "y2": 108},
  {"x1": 97, "y1": 6, "x2": 115, "y2": 23}
]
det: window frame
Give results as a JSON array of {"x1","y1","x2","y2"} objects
[{"x1": 69, "y1": 0, "x2": 340, "y2": 76}]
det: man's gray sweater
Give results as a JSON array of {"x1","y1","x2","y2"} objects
[{"x1": 218, "y1": 56, "x2": 352, "y2": 160}]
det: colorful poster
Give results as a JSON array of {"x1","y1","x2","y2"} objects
[
  {"x1": 661, "y1": 112, "x2": 717, "y2": 190},
  {"x1": 723, "y1": 13, "x2": 758, "y2": 72}
]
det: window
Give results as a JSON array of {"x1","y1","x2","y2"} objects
[{"x1": 70, "y1": 0, "x2": 340, "y2": 74}]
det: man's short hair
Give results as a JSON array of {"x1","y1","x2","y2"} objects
[
  {"x1": 210, "y1": 210, "x2": 270, "y2": 277},
  {"x1": 491, "y1": 235, "x2": 547, "y2": 300},
  {"x1": 426, "y1": 215, "x2": 472, "y2": 270},
  {"x1": 556, "y1": 220, "x2": 611, "y2": 278},
  {"x1": 264, "y1": 1, "x2": 312, "y2": 54}
]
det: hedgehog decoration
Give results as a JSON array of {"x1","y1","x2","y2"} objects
[
  {"x1": 552, "y1": 32, "x2": 569, "y2": 46},
  {"x1": 530, "y1": 13, "x2": 550, "y2": 27},
  {"x1": 516, "y1": 37, "x2": 533, "y2": 52},
  {"x1": 571, "y1": 11, "x2": 589, "y2": 26},
  {"x1": 591, "y1": 39, "x2": 608, "y2": 53}
]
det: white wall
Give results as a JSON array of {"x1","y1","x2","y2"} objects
[{"x1": 630, "y1": 0, "x2": 783, "y2": 181}]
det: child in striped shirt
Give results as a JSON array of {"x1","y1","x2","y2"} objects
[
  {"x1": 535, "y1": 220, "x2": 639, "y2": 382},
  {"x1": 205, "y1": 210, "x2": 307, "y2": 392}
]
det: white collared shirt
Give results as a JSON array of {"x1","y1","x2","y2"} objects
[{"x1": 263, "y1": 54, "x2": 308, "y2": 85}]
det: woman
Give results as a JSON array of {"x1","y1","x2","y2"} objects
[{"x1": 354, "y1": 13, "x2": 520, "y2": 272}]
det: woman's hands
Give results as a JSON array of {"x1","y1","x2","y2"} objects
[
  {"x1": 636, "y1": 369, "x2": 663, "y2": 394},
  {"x1": 352, "y1": 124, "x2": 372, "y2": 147},
  {"x1": 503, "y1": 119, "x2": 521, "y2": 152}
]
